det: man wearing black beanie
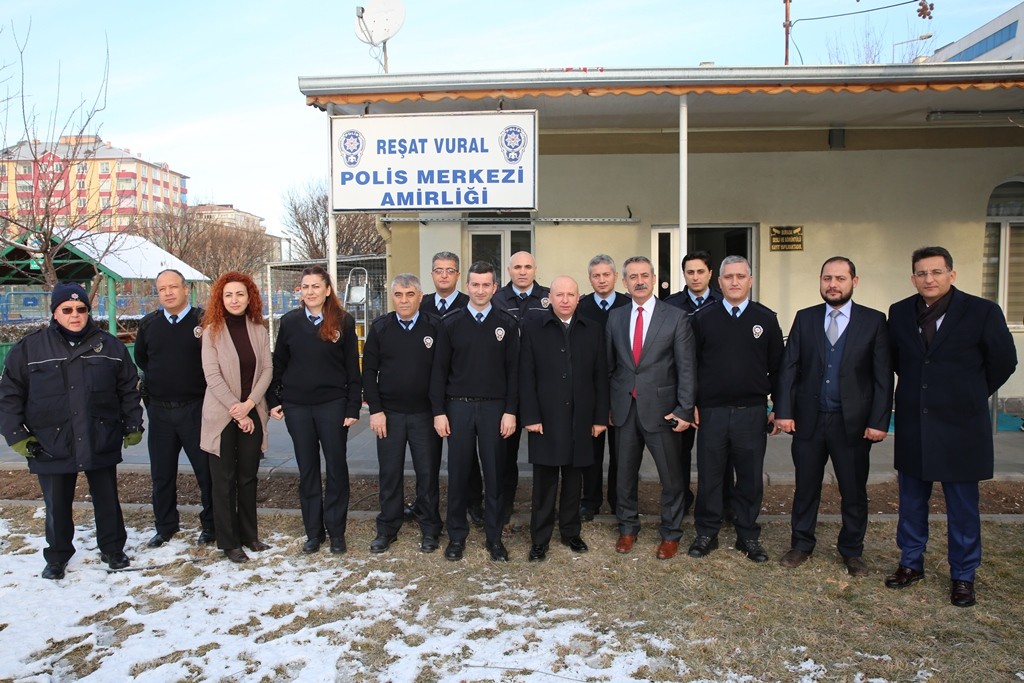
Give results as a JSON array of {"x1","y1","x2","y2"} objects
[{"x1": 0, "y1": 282, "x2": 144, "y2": 580}]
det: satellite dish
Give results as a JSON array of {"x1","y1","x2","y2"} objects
[{"x1": 355, "y1": 0, "x2": 406, "y2": 46}]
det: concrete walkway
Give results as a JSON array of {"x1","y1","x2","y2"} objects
[{"x1": 2, "y1": 406, "x2": 1022, "y2": 484}]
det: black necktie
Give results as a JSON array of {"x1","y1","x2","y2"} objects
[
  {"x1": 437, "y1": 299, "x2": 447, "y2": 315},
  {"x1": 695, "y1": 296, "x2": 704, "y2": 307},
  {"x1": 475, "y1": 312, "x2": 484, "y2": 323},
  {"x1": 520, "y1": 292, "x2": 528, "y2": 301},
  {"x1": 600, "y1": 300, "x2": 609, "y2": 311},
  {"x1": 400, "y1": 319, "x2": 413, "y2": 331},
  {"x1": 169, "y1": 314, "x2": 178, "y2": 324},
  {"x1": 731, "y1": 306, "x2": 740, "y2": 318}
]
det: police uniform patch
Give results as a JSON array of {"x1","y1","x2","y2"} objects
[
  {"x1": 332, "y1": 330, "x2": 341, "y2": 343},
  {"x1": 752, "y1": 325, "x2": 764, "y2": 339},
  {"x1": 70, "y1": 293, "x2": 81, "y2": 300},
  {"x1": 194, "y1": 326, "x2": 203, "y2": 338},
  {"x1": 423, "y1": 336, "x2": 433, "y2": 349},
  {"x1": 495, "y1": 327, "x2": 506, "y2": 341},
  {"x1": 92, "y1": 342, "x2": 103, "y2": 353},
  {"x1": 540, "y1": 297, "x2": 550, "y2": 308}
]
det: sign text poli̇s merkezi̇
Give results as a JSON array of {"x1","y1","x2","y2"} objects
[{"x1": 339, "y1": 137, "x2": 522, "y2": 208}]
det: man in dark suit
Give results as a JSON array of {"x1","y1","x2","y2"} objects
[
  {"x1": 774, "y1": 256, "x2": 892, "y2": 576},
  {"x1": 419, "y1": 251, "x2": 469, "y2": 316},
  {"x1": 492, "y1": 251, "x2": 551, "y2": 533},
  {"x1": 577, "y1": 254, "x2": 630, "y2": 520},
  {"x1": 885, "y1": 246, "x2": 1016, "y2": 607},
  {"x1": 520, "y1": 276, "x2": 609, "y2": 561},
  {"x1": 607, "y1": 255, "x2": 696, "y2": 560},
  {"x1": 416, "y1": 251, "x2": 481, "y2": 525},
  {"x1": 664, "y1": 250, "x2": 729, "y2": 518}
]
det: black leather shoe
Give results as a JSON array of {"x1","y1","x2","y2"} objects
[
  {"x1": 147, "y1": 531, "x2": 176, "y2": 548},
  {"x1": 579, "y1": 507, "x2": 596, "y2": 522},
  {"x1": 224, "y1": 548, "x2": 249, "y2": 563},
  {"x1": 420, "y1": 535, "x2": 439, "y2": 553},
  {"x1": 885, "y1": 565, "x2": 924, "y2": 589},
  {"x1": 487, "y1": 540, "x2": 509, "y2": 562},
  {"x1": 245, "y1": 540, "x2": 271, "y2": 552},
  {"x1": 41, "y1": 561, "x2": 68, "y2": 580},
  {"x1": 844, "y1": 556, "x2": 869, "y2": 577},
  {"x1": 779, "y1": 548, "x2": 811, "y2": 568},
  {"x1": 950, "y1": 580, "x2": 976, "y2": 607},
  {"x1": 687, "y1": 535, "x2": 719, "y2": 558},
  {"x1": 329, "y1": 537, "x2": 347, "y2": 554},
  {"x1": 560, "y1": 536, "x2": 589, "y2": 553},
  {"x1": 370, "y1": 535, "x2": 396, "y2": 553},
  {"x1": 302, "y1": 538, "x2": 322, "y2": 554},
  {"x1": 100, "y1": 551, "x2": 131, "y2": 570},
  {"x1": 444, "y1": 540, "x2": 466, "y2": 561},
  {"x1": 468, "y1": 504, "x2": 485, "y2": 527},
  {"x1": 735, "y1": 537, "x2": 768, "y2": 563},
  {"x1": 197, "y1": 529, "x2": 216, "y2": 545},
  {"x1": 528, "y1": 544, "x2": 548, "y2": 562}
]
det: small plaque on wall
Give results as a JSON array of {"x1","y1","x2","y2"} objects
[{"x1": 770, "y1": 226, "x2": 803, "y2": 251}]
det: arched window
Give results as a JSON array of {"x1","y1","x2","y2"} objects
[{"x1": 983, "y1": 180, "x2": 1024, "y2": 325}]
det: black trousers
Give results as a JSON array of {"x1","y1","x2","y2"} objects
[
  {"x1": 580, "y1": 426, "x2": 617, "y2": 514},
  {"x1": 500, "y1": 426, "x2": 522, "y2": 526},
  {"x1": 695, "y1": 404, "x2": 767, "y2": 541},
  {"x1": 790, "y1": 411, "x2": 871, "y2": 558},
  {"x1": 147, "y1": 400, "x2": 214, "y2": 535},
  {"x1": 681, "y1": 427, "x2": 735, "y2": 515},
  {"x1": 208, "y1": 412, "x2": 262, "y2": 550},
  {"x1": 376, "y1": 410, "x2": 442, "y2": 537},
  {"x1": 38, "y1": 465, "x2": 126, "y2": 564},
  {"x1": 531, "y1": 464, "x2": 583, "y2": 546},
  {"x1": 616, "y1": 400, "x2": 686, "y2": 541},
  {"x1": 445, "y1": 399, "x2": 506, "y2": 545},
  {"x1": 284, "y1": 398, "x2": 351, "y2": 541}
]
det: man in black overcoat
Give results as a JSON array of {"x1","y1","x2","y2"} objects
[
  {"x1": 884, "y1": 246, "x2": 1017, "y2": 607},
  {"x1": 520, "y1": 276, "x2": 609, "y2": 561}
]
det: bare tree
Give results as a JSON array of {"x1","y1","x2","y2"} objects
[
  {"x1": 143, "y1": 205, "x2": 275, "y2": 281},
  {"x1": 283, "y1": 181, "x2": 385, "y2": 259},
  {"x1": 0, "y1": 23, "x2": 131, "y2": 295}
]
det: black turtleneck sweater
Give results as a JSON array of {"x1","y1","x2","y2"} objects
[{"x1": 226, "y1": 314, "x2": 256, "y2": 401}]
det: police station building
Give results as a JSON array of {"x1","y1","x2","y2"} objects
[{"x1": 299, "y1": 62, "x2": 1024, "y2": 400}]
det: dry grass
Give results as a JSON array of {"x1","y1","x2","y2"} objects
[{"x1": 3, "y1": 506, "x2": 1023, "y2": 681}]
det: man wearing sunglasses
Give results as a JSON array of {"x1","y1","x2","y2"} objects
[{"x1": 0, "y1": 282, "x2": 144, "y2": 580}]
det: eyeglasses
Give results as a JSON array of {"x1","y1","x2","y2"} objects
[
  {"x1": 432, "y1": 267, "x2": 458, "y2": 275},
  {"x1": 59, "y1": 305, "x2": 89, "y2": 315},
  {"x1": 913, "y1": 269, "x2": 949, "y2": 279}
]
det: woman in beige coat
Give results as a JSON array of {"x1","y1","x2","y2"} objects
[{"x1": 200, "y1": 271, "x2": 273, "y2": 563}]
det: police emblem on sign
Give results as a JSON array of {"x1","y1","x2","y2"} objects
[
  {"x1": 339, "y1": 129, "x2": 365, "y2": 168},
  {"x1": 752, "y1": 325, "x2": 764, "y2": 339},
  {"x1": 423, "y1": 336, "x2": 433, "y2": 349},
  {"x1": 540, "y1": 298, "x2": 550, "y2": 308},
  {"x1": 495, "y1": 327, "x2": 506, "y2": 341},
  {"x1": 499, "y1": 125, "x2": 528, "y2": 164},
  {"x1": 194, "y1": 326, "x2": 203, "y2": 338}
]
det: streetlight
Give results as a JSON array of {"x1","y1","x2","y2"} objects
[{"x1": 892, "y1": 32, "x2": 933, "y2": 63}]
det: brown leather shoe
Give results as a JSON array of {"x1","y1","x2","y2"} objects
[
  {"x1": 844, "y1": 556, "x2": 869, "y2": 577},
  {"x1": 950, "y1": 580, "x2": 976, "y2": 607},
  {"x1": 245, "y1": 540, "x2": 271, "y2": 552},
  {"x1": 884, "y1": 565, "x2": 924, "y2": 589},
  {"x1": 656, "y1": 539, "x2": 679, "y2": 560},
  {"x1": 615, "y1": 534, "x2": 636, "y2": 554},
  {"x1": 224, "y1": 548, "x2": 249, "y2": 563},
  {"x1": 779, "y1": 548, "x2": 811, "y2": 568}
]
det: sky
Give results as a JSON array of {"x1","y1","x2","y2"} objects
[{"x1": 2, "y1": 0, "x2": 1017, "y2": 238}]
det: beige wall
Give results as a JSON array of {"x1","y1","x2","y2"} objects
[{"x1": 390, "y1": 146, "x2": 1023, "y2": 397}]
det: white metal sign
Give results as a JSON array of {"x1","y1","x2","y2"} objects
[{"x1": 329, "y1": 111, "x2": 537, "y2": 212}]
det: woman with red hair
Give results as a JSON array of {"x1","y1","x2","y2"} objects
[
  {"x1": 269, "y1": 265, "x2": 361, "y2": 554},
  {"x1": 200, "y1": 271, "x2": 273, "y2": 563}
]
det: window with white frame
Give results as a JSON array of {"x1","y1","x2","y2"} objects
[
  {"x1": 19, "y1": 164, "x2": 31, "y2": 175},
  {"x1": 77, "y1": 163, "x2": 88, "y2": 174},
  {"x1": 982, "y1": 180, "x2": 1024, "y2": 325},
  {"x1": 99, "y1": 162, "x2": 111, "y2": 174}
]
